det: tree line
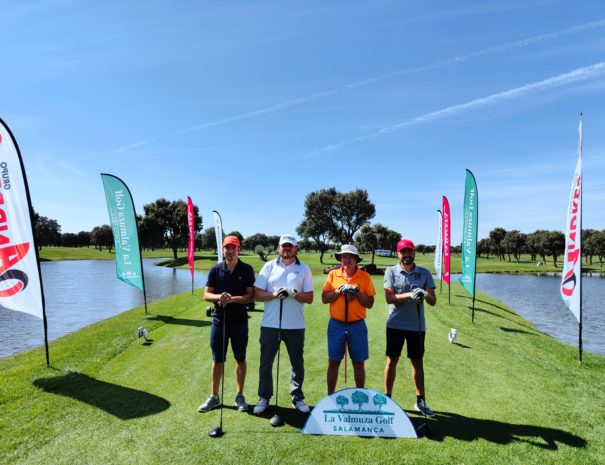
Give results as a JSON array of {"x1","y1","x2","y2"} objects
[
  {"x1": 34, "y1": 189, "x2": 603, "y2": 267},
  {"x1": 480, "y1": 227, "x2": 605, "y2": 267}
]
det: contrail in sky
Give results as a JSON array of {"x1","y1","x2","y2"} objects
[
  {"x1": 305, "y1": 61, "x2": 605, "y2": 156},
  {"x1": 110, "y1": 19, "x2": 605, "y2": 153}
]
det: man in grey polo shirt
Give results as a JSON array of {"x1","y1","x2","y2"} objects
[
  {"x1": 253, "y1": 234, "x2": 314, "y2": 414},
  {"x1": 383, "y1": 239, "x2": 437, "y2": 416}
]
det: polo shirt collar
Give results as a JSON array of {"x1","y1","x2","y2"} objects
[
  {"x1": 335, "y1": 265, "x2": 358, "y2": 278},
  {"x1": 398, "y1": 263, "x2": 417, "y2": 275},
  {"x1": 220, "y1": 259, "x2": 241, "y2": 271},
  {"x1": 276, "y1": 256, "x2": 301, "y2": 266}
]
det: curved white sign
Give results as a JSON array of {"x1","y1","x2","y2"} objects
[{"x1": 302, "y1": 388, "x2": 417, "y2": 438}]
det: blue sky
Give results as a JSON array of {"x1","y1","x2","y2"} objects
[{"x1": 2, "y1": 0, "x2": 605, "y2": 245}]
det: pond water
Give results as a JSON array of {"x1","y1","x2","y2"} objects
[
  {"x1": 448, "y1": 273, "x2": 605, "y2": 356},
  {"x1": 0, "y1": 259, "x2": 206, "y2": 358}
]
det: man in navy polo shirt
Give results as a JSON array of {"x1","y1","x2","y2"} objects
[
  {"x1": 198, "y1": 235, "x2": 255, "y2": 413},
  {"x1": 383, "y1": 239, "x2": 437, "y2": 416}
]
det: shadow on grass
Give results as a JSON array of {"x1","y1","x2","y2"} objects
[
  {"x1": 452, "y1": 342, "x2": 472, "y2": 349},
  {"x1": 33, "y1": 372, "x2": 170, "y2": 420},
  {"x1": 455, "y1": 295, "x2": 512, "y2": 314},
  {"x1": 462, "y1": 300, "x2": 536, "y2": 332},
  {"x1": 146, "y1": 314, "x2": 211, "y2": 327},
  {"x1": 414, "y1": 411, "x2": 586, "y2": 450},
  {"x1": 253, "y1": 405, "x2": 310, "y2": 429},
  {"x1": 500, "y1": 327, "x2": 537, "y2": 336}
]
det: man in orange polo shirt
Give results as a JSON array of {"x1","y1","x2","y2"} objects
[{"x1": 322, "y1": 244, "x2": 375, "y2": 394}]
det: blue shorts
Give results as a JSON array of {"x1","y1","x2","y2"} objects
[
  {"x1": 210, "y1": 322, "x2": 248, "y2": 363},
  {"x1": 327, "y1": 318, "x2": 368, "y2": 362}
]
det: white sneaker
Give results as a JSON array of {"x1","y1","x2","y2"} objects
[
  {"x1": 253, "y1": 397, "x2": 269, "y2": 414},
  {"x1": 292, "y1": 399, "x2": 310, "y2": 413},
  {"x1": 198, "y1": 395, "x2": 221, "y2": 413},
  {"x1": 414, "y1": 399, "x2": 434, "y2": 417}
]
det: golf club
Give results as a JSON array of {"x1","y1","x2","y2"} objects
[
  {"x1": 415, "y1": 295, "x2": 431, "y2": 438},
  {"x1": 270, "y1": 297, "x2": 285, "y2": 427},
  {"x1": 343, "y1": 292, "x2": 349, "y2": 386},
  {"x1": 209, "y1": 305, "x2": 227, "y2": 438}
]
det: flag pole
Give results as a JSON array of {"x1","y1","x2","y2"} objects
[
  {"x1": 29, "y1": 195, "x2": 50, "y2": 365},
  {"x1": 471, "y1": 185, "x2": 479, "y2": 324},
  {"x1": 579, "y1": 113, "x2": 583, "y2": 364}
]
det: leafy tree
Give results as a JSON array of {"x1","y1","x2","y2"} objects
[
  {"x1": 385, "y1": 230, "x2": 402, "y2": 251},
  {"x1": 501, "y1": 230, "x2": 526, "y2": 263},
  {"x1": 351, "y1": 390, "x2": 369, "y2": 411},
  {"x1": 139, "y1": 214, "x2": 165, "y2": 251},
  {"x1": 267, "y1": 235, "x2": 281, "y2": 251},
  {"x1": 297, "y1": 187, "x2": 375, "y2": 262},
  {"x1": 33, "y1": 212, "x2": 62, "y2": 250},
  {"x1": 525, "y1": 231, "x2": 542, "y2": 262},
  {"x1": 77, "y1": 231, "x2": 91, "y2": 248},
  {"x1": 336, "y1": 395, "x2": 349, "y2": 410},
  {"x1": 592, "y1": 230, "x2": 605, "y2": 267},
  {"x1": 61, "y1": 232, "x2": 78, "y2": 247},
  {"x1": 91, "y1": 225, "x2": 113, "y2": 252},
  {"x1": 548, "y1": 231, "x2": 565, "y2": 267},
  {"x1": 297, "y1": 188, "x2": 338, "y2": 264},
  {"x1": 143, "y1": 198, "x2": 202, "y2": 259},
  {"x1": 355, "y1": 223, "x2": 389, "y2": 264},
  {"x1": 477, "y1": 238, "x2": 490, "y2": 259},
  {"x1": 489, "y1": 227, "x2": 507, "y2": 260},
  {"x1": 583, "y1": 229, "x2": 597, "y2": 265},
  {"x1": 254, "y1": 244, "x2": 272, "y2": 262},
  {"x1": 332, "y1": 189, "x2": 376, "y2": 244},
  {"x1": 200, "y1": 227, "x2": 218, "y2": 251},
  {"x1": 416, "y1": 244, "x2": 428, "y2": 255},
  {"x1": 373, "y1": 393, "x2": 387, "y2": 411},
  {"x1": 355, "y1": 225, "x2": 377, "y2": 262},
  {"x1": 297, "y1": 238, "x2": 314, "y2": 252},
  {"x1": 243, "y1": 233, "x2": 269, "y2": 251}
]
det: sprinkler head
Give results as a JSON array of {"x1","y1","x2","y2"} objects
[
  {"x1": 208, "y1": 426, "x2": 224, "y2": 438},
  {"x1": 270, "y1": 414, "x2": 284, "y2": 427}
]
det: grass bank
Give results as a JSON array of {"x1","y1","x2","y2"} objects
[{"x1": 1, "y1": 277, "x2": 603, "y2": 465}]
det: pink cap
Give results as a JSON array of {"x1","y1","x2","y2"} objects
[{"x1": 396, "y1": 239, "x2": 415, "y2": 252}]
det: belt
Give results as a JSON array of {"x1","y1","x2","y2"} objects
[{"x1": 332, "y1": 317, "x2": 364, "y2": 325}]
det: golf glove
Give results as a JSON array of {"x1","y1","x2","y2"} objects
[
  {"x1": 338, "y1": 284, "x2": 359, "y2": 295},
  {"x1": 411, "y1": 288, "x2": 427, "y2": 301},
  {"x1": 276, "y1": 287, "x2": 296, "y2": 299}
]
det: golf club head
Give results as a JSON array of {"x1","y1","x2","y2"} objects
[
  {"x1": 208, "y1": 426, "x2": 224, "y2": 438},
  {"x1": 270, "y1": 414, "x2": 284, "y2": 427}
]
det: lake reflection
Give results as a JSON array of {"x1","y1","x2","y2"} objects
[
  {"x1": 0, "y1": 259, "x2": 205, "y2": 358},
  {"x1": 457, "y1": 274, "x2": 605, "y2": 356}
]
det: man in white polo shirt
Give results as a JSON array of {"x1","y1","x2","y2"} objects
[{"x1": 253, "y1": 234, "x2": 314, "y2": 414}]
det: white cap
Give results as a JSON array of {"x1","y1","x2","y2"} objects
[{"x1": 279, "y1": 234, "x2": 297, "y2": 246}]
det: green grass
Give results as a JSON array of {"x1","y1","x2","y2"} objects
[
  {"x1": 40, "y1": 247, "x2": 605, "y2": 275},
  {"x1": 38, "y1": 247, "x2": 177, "y2": 261},
  {"x1": 1, "y1": 275, "x2": 603, "y2": 465}
]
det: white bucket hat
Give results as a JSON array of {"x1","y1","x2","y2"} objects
[{"x1": 335, "y1": 244, "x2": 362, "y2": 263}]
